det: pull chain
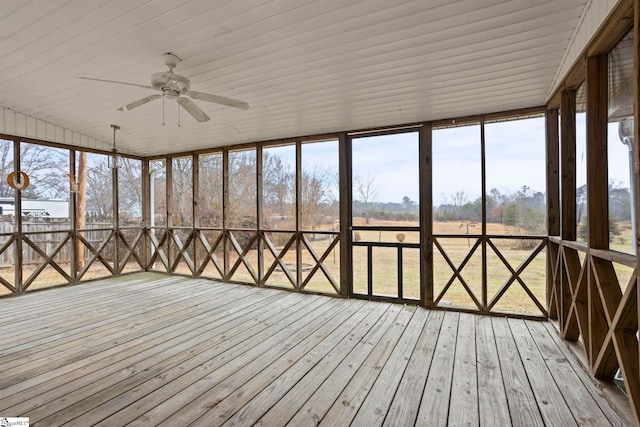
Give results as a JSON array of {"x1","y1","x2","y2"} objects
[
  {"x1": 162, "y1": 92, "x2": 165, "y2": 126},
  {"x1": 178, "y1": 98, "x2": 181, "y2": 127}
]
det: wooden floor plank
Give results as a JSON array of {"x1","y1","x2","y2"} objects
[
  {"x1": 150, "y1": 297, "x2": 352, "y2": 427},
  {"x1": 317, "y1": 305, "x2": 416, "y2": 427},
  {"x1": 89, "y1": 292, "x2": 312, "y2": 427},
  {"x1": 415, "y1": 311, "x2": 460, "y2": 426},
  {"x1": 125, "y1": 296, "x2": 345, "y2": 427},
  {"x1": 0, "y1": 279, "x2": 233, "y2": 359},
  {"x1": 31, "y1": 293, "x2": 327, "y2": 427},
  {"x1": 448, "y1": 312, "x2": 479, "y2": 427},
  {"x1": 475, "y1": 315, "x2": 511, "y2": 426},
  {"x1": 0, "y1": 288, "x2": 290, "y2": 414},
  {"x1": 200, "y1": 300, "x2": 370, "y2": 427},
  {"x1": 0, "y1": 283, "x2": 252, "y2": 390},
  {"x1": 492, "y1": 317, "x2": 545, "y2": 427},
  {"x1": 255, "y1": 302, "x2": 390, "y2": 427},
  {"x1": 526, "y1": 320, "x2": 620, "y2": 426},
  {"x1": 350, "y1": 306, "x2": 429, "y2": 427},
  {"x1": 382, "y1": 309, "x2": 446, "y2": 427},
  {"x1": 0, "y1": 273, "x2": 628, "y2": 427},
  {"x1": 542, "y1": 322, "x2": 634, "y2": 426},
  {"x1": 285, "y1": 304, "x2": 402, "y2": 427},
  {"x1": 508, "y1": 318, "x2": 578, "y2": 426},
  {"x1": 0, "y1": 275, "x2": 189, "y2": 340}
]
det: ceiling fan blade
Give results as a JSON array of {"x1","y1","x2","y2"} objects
[
  {"x1": 117, "y1": 94, "x2": 162, "y2": 111},
  {"x1": 77, "y1": 76, "x2": 158, "y2": 91},
  {"x1": 178, "y1": 98, "x2": 211, "y2": 122},
  {"x1": 187, "y1": 90, "x2": 249, "y2": 110}
]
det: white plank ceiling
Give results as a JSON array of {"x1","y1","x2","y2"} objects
[{"x1": 0, "y1": 0, "x2": 589, "y2": 156}]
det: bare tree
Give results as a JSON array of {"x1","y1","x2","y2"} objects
[
  {"x1": 354, "y1": 173, "x2": 378, "y2": 224},
  {"x1": 263, "y1": 153, "x2": 294, "y2": 220},
  {"x1": 198, "y1": 154, "x2": 223, "y2": 227},
  {"x1": 300, "y1": 166, "x2": 334, "y2": 230}
]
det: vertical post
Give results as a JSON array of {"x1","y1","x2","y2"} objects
[
  {"x1": 112, "y1": 154, "x2": 120, "y2": 274},
  {"x1": 480, "y1": 118, "x2": 488, "y2": 311},
  {"x1": 560, "y1": 89, "x2": 577, "y2": 330},
  {"x1": 546, "y1": 108, "x2": 560, "y2": 318},
  {"x1": 257, "y1": 144, "x2": 265, "y2": 285},
  {"x1": 296, "y1": 140, "x2": 303, "y2": 290},
  {"x1": 70, "y1": 150, "x2": 78, "y2": 283},
  {"x1": 561, "y1": 90, "x2": 578, "y2": 241},
  {"x1": 586, "y1": 53, "x2": 611, "y2": 379},
  {"x1": 14, "y1": 139, "x2": 22, "y2": 292},
  {"x1": 586, "y1": 55, "x2": 610, "y2": 250},
  {"x1": 165, "y1": 157, "x2": 173, "y2": 272},
  {"x1": 339, "y1": 132, "x2": 351, "y2": 298},
  {"x1": 142, "y1": 159, "x2": 150, "y2": 270},
  {"x1": 420, "y1": 123, "x2": 433, "y2": 307},
  {"x1": 635, "y1": 2, "x2": 640, "y2": 422},
  {"x1": 222, "y1": 149, "x2": 230, "y2": 279},
  {"x1": 192, "y1": 153, "x2": 199, "y2": 276}
]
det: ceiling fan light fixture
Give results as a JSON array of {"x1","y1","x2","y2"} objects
[{"x1": 77, "y1": 54, "x2": 249, "y2": 125}]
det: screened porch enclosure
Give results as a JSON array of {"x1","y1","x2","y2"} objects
[
  {"x1": 2, "y1": 0, "x2": 640, "y2": 424},
  {"x1": 0, "y1": 114, "x2": 552, "y2": 320}
]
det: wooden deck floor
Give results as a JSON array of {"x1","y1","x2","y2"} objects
[{"x1": 0, "y1": 273, "x2": 630, "y2": 426}]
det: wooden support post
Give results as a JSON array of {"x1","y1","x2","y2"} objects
[
  {"x1": 586, "y1": 54, "x2": 611, "y2": 377},
  {"x1": 480, "y1": 118, "x2": 487, "y2": 311},
  {"x1": 142, "y1": 159, "x2": 150, "y2": 270},
  {"x1": 14, "y1": 139, "x2": 22, "y2": 292},
  {"x1": 560, "y1": 89, "x2": 577, "y2": 330},
  {"x1": 222, "y1": 149, "x2": 230, "y2": 279},
  {"x1": 633, "y1": 0, "x2": 640, "y2": 421},
  {"x1": 546, "y1": 109, "x2": 560, "y2": 317},
  {"x1": 112, "y1": 155, "x2": 120, "y2": 274},
  {"x1": 165, "y1": 157, "x2": 173, "y2": 273},
  {"x1": 192, "y1": 154, "x2": 199, "y2": 275},
  {"x1": 71, "y1": 150, "x2": 80, "y2": 282},
  {"x1": 339, "y1": 132, "x2": 351, "y2": 298},
  {"x1": 420, "y1": 123, "x2": 433, "y2": 307},
  {"x1": 257, "y1": 145, "x2": 265, "y2": 285},
  {"x1": 295, "y1": 140, "x2": 303, "y2": 290},
  {"x1": 586, "y1": 55, "x2": 610, "y2": 251}
]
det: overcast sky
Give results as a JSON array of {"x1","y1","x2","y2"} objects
[{"x1": 239, "y1": 115, "x2": 634, "y2": 207}]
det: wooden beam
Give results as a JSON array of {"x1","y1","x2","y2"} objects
[
  {"x1": 222, "y1": 149, "x2": 230, "y2": 278},
  {"x1": 586, "y1": 54, "x2": 609, "y2": 250},
  {"x1": 634, "y1": 0, "x2": 640, "y2": 423},
  {"x1": 546, "y1": 109, "x2": 560, "y2": 316},
  {"x1": 192, "y1": 154, "x2": 199, "y2": 275},
  {"x1": 142, "y1": 159, "x2": 150, "y2": 269},
  {"x1": 420, "y1": 123, "x2": 433, "y2": 307},
  {"x1": 588, "y1": 0, "x2": 634, "y2": 56},
  {"x1": 560, "y1": 90, "x2": 577, "y2": 241},
  {"x1": 165, "y1": 157, "x2": 173, "y2": 273},
  {"x1": 480, "y1": 118, "x2": 487, "y2": 311},
  {"x1": 71, "y1": 150, "x2": 80, "y2": 282},
  {"x1": 13, "y1": 139, "x2": 22, "y2": 292},
  {"x1": 339, "y1": 132, "x2": 351, "y2": 298},
  {"x1": 112, "y1": 153, "x2": 120, "y2": 274},
  {"x1": 295, "y1": 140, "x2": 302, "y2": 290},
  {"x1": 256, "y1": 145, "x2": 265, "y2": 285}
]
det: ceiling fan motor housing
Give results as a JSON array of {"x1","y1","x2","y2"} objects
[{"x1": 151, "y1": 72, "x2": 191, "y2": 98}]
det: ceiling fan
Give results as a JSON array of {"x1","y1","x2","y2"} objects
[{"x1": 78, "y1": 53, "x2": 249, "y2": 123}]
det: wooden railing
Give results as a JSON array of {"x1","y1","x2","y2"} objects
[
  {"x1": 434, "y1": 234, "x2": 547, "y2": 317},
  {"x1": 147, "y1": 227, "x2": 340, "y2": 295},
  {"x1": 0, "y1": 224, "x2": 147, "y2": 294},
  {"x1": 548, "y1": 236, "x2": 639, "y2": 414}
]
